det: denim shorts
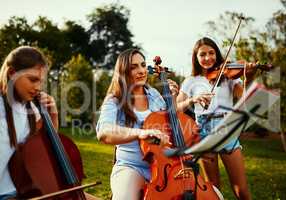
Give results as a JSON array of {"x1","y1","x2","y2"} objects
[
  {"x1": 197, "y1": 114, "x2": 241, "y2": 153},
  {"x1": 0, "y1": 191, "x2": 17, "y2": 200}
]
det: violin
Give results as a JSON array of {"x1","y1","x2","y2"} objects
[
  {"x1": 206, "y1": 61, "x2": 273, "y2": 81},
  {"x1": 8, "y1": 98, "x2": 99, "y2": 199},
  {"x1": 139, "y1": 56, "x2": 223, "y2": 200}
]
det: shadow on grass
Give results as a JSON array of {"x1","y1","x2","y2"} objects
[{"x1": 241, "y1": 138, "x2": 285, "y2": 161}]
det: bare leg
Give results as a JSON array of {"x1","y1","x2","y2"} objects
[
  {"x1": 220, "y1": 149, "x2": 251, "y2": 200},
  {"x1": 84, "y1": 192, "x2": 101, "y2": 200},
  {"x1": 201, "y1": 153, "x2": 220, "y2": 188}
]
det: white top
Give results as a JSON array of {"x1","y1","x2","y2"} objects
[
  {"x1": 0, "y1": 95, "x2": 40, "y2": 195},
  {"x1": 133, "y1": 109, "x2": 152, "y2": 123},
  {"x1": 180, "y1": 76, "x2": 241, "y2": 116}
]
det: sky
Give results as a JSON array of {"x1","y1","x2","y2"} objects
[{"x1": 0, "y1": 0, "x2": 283, "y2": 75}]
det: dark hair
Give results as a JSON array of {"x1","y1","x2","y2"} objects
[
  {"x1": 107, "y1": 48, "x2": 145, "y2": 126},
  {"x1": 191, "y1": 37, "x2": 224, "y2": 76}
]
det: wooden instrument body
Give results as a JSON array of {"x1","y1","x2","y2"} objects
[{"x1": 140, "y1": 111, "x2": 220, "y2": 200}]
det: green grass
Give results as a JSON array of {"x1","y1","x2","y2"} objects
[
  {"x1": 60, "y1": 128, "x2": 114, "y2": 200},
  {"x1": 60, "y1": 128, "x2": 286, "y2": 200},
  {"x1": 219, "y1": 139, "x2": 286, "y2": 200}
]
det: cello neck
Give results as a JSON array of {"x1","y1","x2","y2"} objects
[
  {"x1": 34, "y1": 100, "x2": 80, "y2": 186},
  {"x1": 159, "y1": 71, "x2": 185, "y2": 148}
]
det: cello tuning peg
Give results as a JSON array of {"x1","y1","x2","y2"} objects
[
  {"x1": 153, "y1": 56, "x2": 162, "y2": 65},
  {"x1": 147, "y1": 65, "x2": 155, "y2": 74}
]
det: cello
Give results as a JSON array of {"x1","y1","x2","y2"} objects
[
  {"x1": 139, "y1": 56, "x2": 223, "y2": 200},
  {"x1": 8, "y1": 97, "x2": 99, "y2": 199}
]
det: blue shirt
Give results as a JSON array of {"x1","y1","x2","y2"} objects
[{"x1": 96, "y1": 86, "x2": 166, "y2": 180}]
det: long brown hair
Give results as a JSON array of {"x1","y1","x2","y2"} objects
[
  {"x1": 191, "y1": 37, "x2": 224, "y2": 76},
  {"x1": 106, "y1": 48, "x2": 145, "y2": 127},
  {"x1": 0, "y1": 46, "x2": 48, "y2": 147}
]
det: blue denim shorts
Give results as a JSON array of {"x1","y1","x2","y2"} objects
[
  {"x1": 0, "y1": 191, "x2": 17, "y2": 200},
  {"x1": 197, "y1": 114, "x2": 241, "y2": 153}
]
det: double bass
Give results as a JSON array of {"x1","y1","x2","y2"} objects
[
  {"x1": 139, "y1": 57, "x2": 223, "y2": 200},
  {"x1": 8, "y1": 97, "x2": 99, "y2": 199}
]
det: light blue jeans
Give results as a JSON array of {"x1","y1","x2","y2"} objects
[
  {"x1": 0, "y1": 191, "x2": 17, "y2": 200},
  {"x1": 197, "y1": 114, "x2": 241, "y2": 153}
]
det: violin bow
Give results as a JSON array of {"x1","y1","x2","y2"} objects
[
  {"x1": 28, "y1": 181, "x2": 101, "y2": 200},
  {"x1": 210, "y1": 15, "x2": 245, "y2": 93}
]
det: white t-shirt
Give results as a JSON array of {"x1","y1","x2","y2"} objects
[
  {"x1": 180, "y1": 76, "x2": 241, "y2": 116},
  {"x1": 133, "y1": 109, "x2": 152, "y2": 124},
  {"x1": 0, "y1": 95, "x2": 40, "y2": 195}
]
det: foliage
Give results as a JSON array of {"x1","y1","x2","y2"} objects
[
  {"x1": 0, "y1": 3, "x2": 138, "y2": 126},
  {"x1": 0, "y1": 16, "x2": 32, "y2": 63},
  {"x1": 59, "y1": 54, "x2": 93, "y2": 124},
  {"x1": 0, "y1": 3, "x2": 137, "y2": 72},
  {"x1": 94, "y1": 70, "x2": 112, "y2": 111},
  {"x1": 87, "y1": 4, "x2": 138, "y2": 69},
  {"x1": 266, "y1": 1, "x2": 286, "y2": 132}
]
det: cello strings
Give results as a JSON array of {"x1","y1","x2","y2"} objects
[{"x1": 40, "y1": 104, "x2": 79, "y2": 184}]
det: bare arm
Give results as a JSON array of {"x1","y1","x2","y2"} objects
[
  {"x1": 97, "y1": 124, "x2": 170, "y2": 146},
  {"x1": 97, "y1": 124, "x2": 142, "y2": 144},
  {"x1": 176, "y1": 91, "x2": 192, "y2": 112},
  {"x1": 233, "y1": 77, "x2": 254, "y2": 99},
  {"x1": 177, "y1": 91, "x2": 213, "y2": 111}
]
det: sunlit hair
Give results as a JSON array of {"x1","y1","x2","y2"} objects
[
  {"x1": 106, "y1": 48, "x2": 145, "y2": 126},
  {"x1": 191, "y1": 37, "x2": 224, "y2": 76},
  {"x1": 0, "y1": 46, "x2": 48, "y2": 95},
  {"x1": 0, "y1": 46, "x2": 48, "y2": 148}
]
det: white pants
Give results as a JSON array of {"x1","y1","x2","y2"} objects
[{"x1": 111, "y1": 165, "x2": 146, "y2": 200}]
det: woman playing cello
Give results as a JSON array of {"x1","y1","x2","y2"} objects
[{"x1": 96, "y1": 48, "x2": 179, "y2": 200}]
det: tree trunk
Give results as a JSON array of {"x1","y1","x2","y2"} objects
[{"x1": 280, "y1": 132, "x2": 286, "y2": 152}]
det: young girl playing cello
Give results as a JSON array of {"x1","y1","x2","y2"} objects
[
  {"x1": 0, "y1": 46, "x2": 58, "y2": 199},
  {"x1": 0, "y1": 46, "x2": 97, "y2": 200},
  {"x1": 177, "y1": 37, "x2": 255, "y2": 200}
]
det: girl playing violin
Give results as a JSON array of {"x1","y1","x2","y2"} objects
[
  {"x1": 177, "y1": 37, "x2": 254, "y2": 200},
  {"x1": 96, "y1": 49, "x2": 178, "y2": 200},
  {"x1": 0, "y1": 46, "x2": 58, "y2": 199}
]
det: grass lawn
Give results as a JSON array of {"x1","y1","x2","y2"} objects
[{"x1": 60, "y1": 128, "x2": 286, "y2": 200}]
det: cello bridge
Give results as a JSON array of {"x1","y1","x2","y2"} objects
[{"x1": 174, "y1": 168, "x2": 194, "y2": 179}]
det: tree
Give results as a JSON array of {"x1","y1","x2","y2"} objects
[
  {"x1": 266, "y1": 0, "x2": 286, "y2": 151},
  {"x1": 0, "y1": 16, "x2": 33, "y2": 63},
  {"x1": 0, "y1": 3, "x2": 138, "y2": 72},
  {"x1": 94, "y1": 70, "x2": 112, "y2": 110},
  {"x1": 63, "y1": 20, "x2": 90, "y2": 59},
  {"x1": 59, "y1": 54, "x2": 94, "y2": 125},
  {"x1": 87, "y1": 4, "x2": 138, "y2": 69}
]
